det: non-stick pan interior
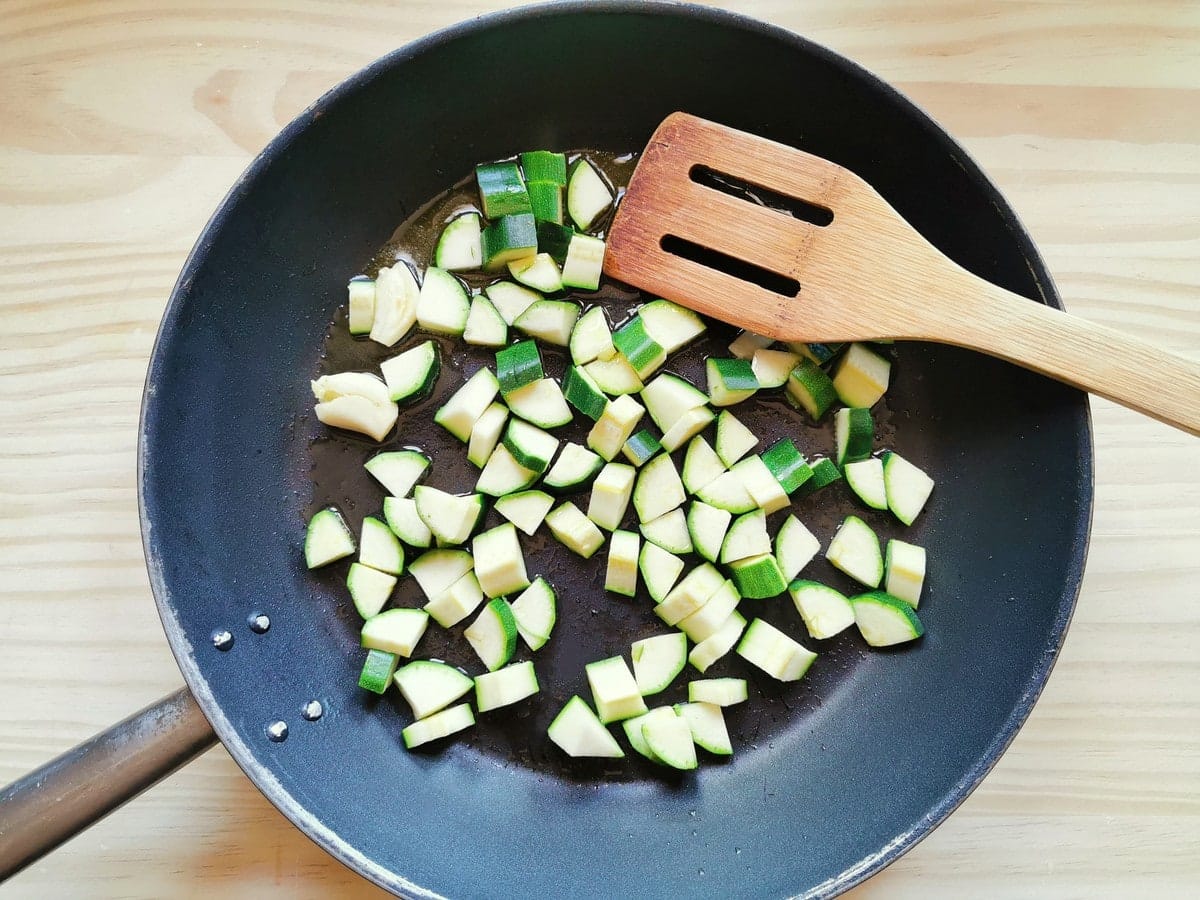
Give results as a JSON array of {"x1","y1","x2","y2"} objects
[{"x1": 140, "y1": 4, "x2": 1091, "y2": 897}]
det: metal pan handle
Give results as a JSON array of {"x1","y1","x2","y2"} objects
[{"x1": 0, "y1": 686, "x2": 217, "y2": 881}]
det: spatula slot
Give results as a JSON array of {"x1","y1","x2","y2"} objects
[
  {"x1": 689, "y1": 165, "x2": 834, "y2": 227},
  {"x1": 660, "y1": 234, "x2": 800, "y2": 297}
]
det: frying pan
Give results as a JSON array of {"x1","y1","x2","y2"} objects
[{"x1": 0, "y1": 2, "x2": 1092, "y2": 896}]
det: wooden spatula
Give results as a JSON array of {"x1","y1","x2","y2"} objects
[{"x1": 604, "y1": 112, "x2": 1200, "y2": 436}]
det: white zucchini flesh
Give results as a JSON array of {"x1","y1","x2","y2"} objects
[
  {"x1": 885, "y1": 539, "x2": 926, "y2": 607},
  {"x1": 730, "y1": 455, "x2": 790, "y2": 514},
  {"x1": 402, "y1": 703, "x2": 475, "y2": 749},
  {"x1": 695, "y1": 470, "x2": 756, "y2": 515},
  {"x1": 883, "y1": 452, "x2": 935, "y2": 525},
  {"x1": 688, "y1": 611, "x2": 746, "y2": 673},
  {"x1": 544, "y1": 502, "x2": 605, "y2": 558},
  {"x1": 638, "y1": 541, "x2": 686, "y2": 603},
  {"x1": 475, "y1": 660, "x2": 539, "y2": 713},
  {"x1": 826, "y1": 515, "x2": 884, "y2": 588},
  {"x1": 494, "y1": 489, "x2": 554, "y2": 536},
  {"x1": 413, "y1": 486, "x2": 482, "y2": 545},
  {"x1": 509, "y1": 577, "x2": 557, "y2": 650},
  {"x1": 832, "y1": 342, "x2": 891, "y2": 408},
  {"x1": 407, "y1": 549, "x2": 474, "y2": 600},
  {"x1": 462, "y1": 295, "x2": 509, "y2": 347},
  {"x1": 379, "y1": 340, "x2": 439, "y2": 403},
  {"x1": 513, "y1": 300, "x2": 580, "y2": 346},
  {"x1": 584, "y1": 354, "x2": 644, "y2": 396},
  {"x1": 852, "y1": 591, "x2": 924, "y2": 647},
  {"x1": 687, "y1": 501, "x2": 732, "y2": 563},
  {"x1": 304, "y1": 507, "x2": 355, "y2": 569},
  {"x1": 505, "y1": 378, "x2": 573, "y2": 429},
  {"x1": 585, "y1": 656, "x2": 648, "y2": 723},
  {"x1": 464, "y1": 597, "x2": 519, "y2": 671},
  {"x1": 567, "y1": 158, "x2": 614, "y2": 231},
  {"x1": 719, "y1": 509, "x2": 771, "y2": 564},
  {"x1": 660, "y1": 405, "x2": 715, "y2": 453},
  {"x1": 843, "y1": 458, "x2": 888, "y2": 510},
  {"x1": 775, "y1": 515, "x2": 821, "y2": 582},
  {"x1": 484, "y1": 281, "x2": 541, "y2": 325},
  {"x1": 548, "y1": 696, "x2": 624, "y2": 758},
  {"x1": 424, "y1": 570, "x2": 485, "y2": 628},
  {"x1": 655, "y1": 563, "x2": 725, "y2": 626},
  {"x1": 632, "y1": 453, "x2": 686, "y2": 524},
  {"x1": 587, "y1": 463, "x2": 636, "y2": 531},
  {"x1": 347, "y1": 278, "x2": 375, "y2": 335},
  {"x1": 675, "y1": 701, "x2": 733, "y2": 755},
  {"x1": 416, "y1": 267, "x2": 471, "y2": 335},
  {"x1": 641, "y1": 373, "x2": 708, "y2": 433},
  {"x1": 640, "y1": 508, "x2": 693, "y2": 555},
  {"x1": 637, "y1": 299, "x2": 706, "y2": 354},
  {"x1": 729, "y1": 330, "x2": 773, "y2": 359},
  {"x1": 508, "y1": 252, "x2": 564, "y2": 293},
  {"x1": 472, "y1": 523, "x2": 530, "y2": 598},
  {"x1": 586, "y1": 394, "x2": 646, "y2": 461},
  {"x1": 687, "y1": 677, "x2": 749, "y2": 707},
  {"x1": 605, "y1": 529, "x2": 641, "y2": 597},
  {"x1": 346, "y1": 563, "x2": 396, "y2": 619},
  {"x1": 676, "y1": 578, "x2": 741, "y2": 643},
  {"x1": 630, "y1": 632, "x2": 688, "y2": 696},
  {"x1": 560, "y1": 233, "x2": 606, "y2": 291},
  {"x1": 569, "y1": 305, "x2": 615, "y2": 365},
  {"x1": 476, "y1": 443, "x2": 539, "y2": 497},
  {"x1": 382, "y1": 497, "x2": 431, "y2": 548},
  {"x1": 434, "y1": 212, "x2": 482, "y2": 271},
  {"x1": 360, "y1": 608, "x2": 429, "y2": 658},
  {"x1": 543, "y1": 442, "x2": 603, "y2": 490},
  {"x1": 736, "y1": 618, "x2": 817, "y2": 682},
  {"x1": 714, "y1": 411, "x2": 758, "y2": 467},
  {"x1": 789, "y1": 580, "x2": 856, "y2": 640},
  {"x1": 642, "y1": 708, "x2": 697, "y2": 770},
  {"x1": 503, "y1": 419, "x2": 560, "y2": 473},
  {"x1": 434, "y1": 367, "x2": 500, "y2": 442},
  {"x1": 364, "y1": 449, "x2": 430, "y2": 497},
  {"x1": 622, "y1": 707, "x2": 676, "y2": 763},
  {"x1": 393, "y1": 660, "x2": 474, "y2": 720},
  {"x1": 359, "y1": 516, "x2": 405, "y2": 575},
  {"x1": 466, "y1": 402, "x2": 509, "y2": 468},
  {"x1": 681, "y1": 436, "x2": 726, "y2": 496},
  {"x1": 369, "y1": 263, "x2": 419, "y2": 347},
  {"x1": 750, "y1": 348, "x2": 801, "y2": 388}
]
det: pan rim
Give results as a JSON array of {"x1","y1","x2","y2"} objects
[{"x1": 138, "y1": 2, "x2": 1094, "y2": 897}]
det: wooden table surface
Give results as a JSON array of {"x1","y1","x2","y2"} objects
[{"x1": 2, "y1": 1, "x2": 1197, "y2": 896}]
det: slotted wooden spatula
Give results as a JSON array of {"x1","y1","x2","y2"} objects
[{"x1": 604, "y1": 112, "x2": 1200, "y2": 436}]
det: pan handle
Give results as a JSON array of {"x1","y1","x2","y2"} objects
[{"x1": 0, "y1": 686, "x2": 217, "y2": 881}]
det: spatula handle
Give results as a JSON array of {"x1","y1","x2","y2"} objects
[{"x1": 955, "y1": 282, "x2": 1200, "y2": 435}]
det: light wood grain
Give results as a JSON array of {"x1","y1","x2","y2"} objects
[{"x1": 1, "y1": 1, "x2": 1197, "y2": 898}]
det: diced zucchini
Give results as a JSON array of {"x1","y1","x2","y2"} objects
[
  {"x1": 476, "y1": 160, "x2": 531, "y2": 217},
  {"x1": 706, "y1": 357, "x2": 759, "y2": 407},
  {"x1": 424, "y1": 570, "x2": 484, "y2": 628},
  {"x1": 560, "y1": 233, "x2": 605, "y2": 290},
  {"x1": 761, "y1": 439, "x2": 813, "y2": 495},
  {"x1": 569, "y1": 306, "x2": 615, "y2": 365},
  {"x1": 360, "y1": 608, "x2": 429, "y2": 658},
  {"x1": 642, "y1": 707, "x2": 697, "y2": 770},
  {"x1": 501, "y1": 418, "x2": 559, "y2": 474},
  {"x1": 843, "y1": 458, "x2": 888, "y2": 510},
  {"x1": 472, "y1": 523, "x2": 530, "y2": 598},
  {"x1": 563, "y1": 365, "x2": 608, "y2": 421},
  {"x1": 543, "y1": 442, "x2": 603, "y2": 492},
  {"x1": 677, "y1": 578, "x2": 740, "y2": 643},
  {"x1": 496, "y1": 340, "x2": 544, "y2": 396},
  {"x1": 364, "y1": 449, "x2": 430, "y2": 497},
  {"x1": 826, "y1": 515, "x2": 883, "y2": 588},
  {"x1": 586, "y1": 655, "x2": 647, "y2": 723},
  {"x1": 631, "y1": 632, "x2": 688, "y2": 696},
  {"x1": 520, "y1": 150, "x2": 567, "y2": 185},
  {"x1": 536, "y1": 219, "x2": 576, "y2": 265},
  {"x1": 509, "y1": 252, "x2": 563, "y2": 293},
  {"x1": 622, "y1": 707, "x2": 675, "y2": 763},
  {"x1": 587, "y1": 462, "x2": 636, "y2": 531},
  {"x1": 751, "y1": 347, "x2": 801, "y2": 388},
  {"x1": 720, "y1": 509, "x2": 770, "y2": 564},
  {"x1": 622, "y1": 429, "x2": 663, "y2": 468},
  {"x1": 695, "y1": 470, "x2": 756, "y2": 514},
  {"x1": 789, "y1": 579, "x2": 855, "y2": 640},
  {"x1": 681, "y1": 436, "x2": 726, "y2": 495},
  {"x1": 775, "y1": 514, "x2": 820, "y2": 582},
  {"x1": 313, "y1": 394, "x2": 397, "y2": 442},
  {"x1": 613, "y1": 315, "x2": 666, "y2": 380},
  {"x1": 402, "y1": 703, "x2": 475, "y2": 749},
  {"x1": 795, "y1": 457, "x2": 842, "y2": 497},
  {"x1": 792, "y1": 341, "x2": 844, "y2": 364},
  {"x1": 688, "y1": 677, "x2": 748, "y2": 706},
  {"x1": 380, "y1": 340, "x2": 440, "y2": 403},
  {"x1": 359, "y1": 516, "x2": 404, "y2": 575},
  {"x1": 484, "y1": 281, "x2": 540, "y2": 325},
  {"x1": 632, "y1": 452, "x2": 686, "y2": 524},
  {"x1": 548, "y1": 696, "x2": 624, "y2": 758},
  {"x1": 851, "y1": 591, "x2": 925, "y2": 647},
  {"x1": 413, "y1": 486, "x2": 483, "y2": 545},
  {"x1": 605, "y1": 529, "x2": 641, "y2": 597},
  {"x1": 358, "y1": 648, "x2": 399, "y2": 694},
  {"x1": 584, "y1": 354, "x2": 643, "y2": 395},
  {"x1": 407, "y1": 549, "x2": 474, "y2": 600},
  {"x1": 727, "y1": 553, "x2": 787, "y2": 599},
  {"x1": 885, "y1": 539, "x2": 926, "y2": 607},
  {"x1": 786, "y1": 358, "x2": 838, "y2": 420},
  {"x1": 475, "y1": 660, "x2": 540, "y2": 713},
  {"x1": 714, "y1": 410, "x2": 758, "y2": 467},
  {"x1": 641, "y1": 373, "x2": 708, "y2": 433},
  {"x1": 526, "y1": 180, "x2": 564, "y2": 224},
  {"x1": 687, "y1": 501, "x2": 732, "y2": 563},
  {"x1": 416, "y1": 267, "x2": 470, "y2": 335},
  {"x1": 736, "y1": 618, "x2": 816, "y2": 681},
  {"x1": 586, "y1": 394, "x2": 646, "y2": 461},
  {"x1": 434, "y1": 212, "x2": 483, "y2": 271},
  {"x1": 394, "y1": 659, "x2": 474, "y2": 719},
  {"x1": 434, "y1": 366, "x2": 500, "y2": 442},
  {"x1": 506, "y1": 378, "x2": 572, "y2": 429},
  {"x1": 513, "y1": 299, "x2": 580, "y2": 346},
  {"x1": 369, "y1": 263, "x2": 419, "y2": 347},
  {"x1": 566, "y1": 157, "x2": 613, "y2": 231},
  {"x1": 832, "y1": 343, "x2": 891, "y2": 408},
  {"x1": 834, "y1": 407, "x2": 874, "y2": 466},
  {"x1": 729, "y1": 330, "x2": 773, "y2": 359},
  {"x1": 510, "y1": 576, "x2": 557, "y2": 650},
  {"x1": 638, "y1": 299, "x2": 706, "y2": 354},
  {"x1": 346, "y1": 562, "x2": 396, "y2": 619},
  {"x1": 675, "y1": 701, "x2": 733, "y2": 756},
  {"x1": 659, "y1": 405, "x2": 715, "y2": 453},
  {"x1": 655, "y1": 563, "x2": 724, "y2": 626},
  {"x1": 639, "y1": 541, "x2": 685, "y2": 603},
  {"x1": 475, "y1": 443, "x2": 539, "y2": 497},
  {"x1": 464, "y1": 597, "x2": 519, "y2": 671},
  {"x1": 545, "y1": 502, "x2": 605, "y2": 558},
  {"x1": 730, "y1": 455, "x2": 790, "y2": 514},
  {"x1": 494, "y1": 489, "x2": 554, "y2": 537},
  {"x1": 688, "y1": 611, "x2": 746, "y2": 673},
  {"x1": 482, "y1": 213, "x2": 538, "y2": 272},
  {"x1": 347, "y1": 276, "x2": 375, "y2": 336},
  {"x1": 882, "y1": 451, "x2": 935, "y2": 525},
  {"x1": 304, "y1": 507, "x2": 355, "y2": 569},
  {"x1": 383, "y1": 496, "x2": 431, "y2": 548},
  {"x1": 640, "y1": 508, "x2": 692, "y2": 555},
  {"x1": 462, "y1": 295, "x2": 508, "y2": 347},
  {"x1": 466, "y1": 402, "x2": 509, "y2": 468}
]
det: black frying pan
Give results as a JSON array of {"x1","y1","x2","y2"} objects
[{"x1": 0, "y1": 3, "x2": 1091, "y2": 897}]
